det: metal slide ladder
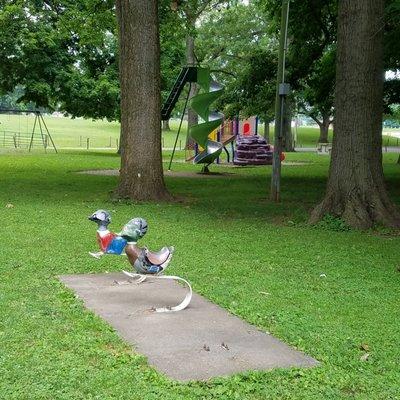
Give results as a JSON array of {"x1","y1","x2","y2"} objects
[{"x1": 161, "y1": 67, "x2": 197, "y2": 121}]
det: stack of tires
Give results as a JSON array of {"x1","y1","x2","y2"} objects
[{"x1": 233, "y1": 135, "x2": 273, "y2": 166}]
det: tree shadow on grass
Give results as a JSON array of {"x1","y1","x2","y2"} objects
[{"x1": 61, "y1": 150, "x2": 120, "y2": 158}]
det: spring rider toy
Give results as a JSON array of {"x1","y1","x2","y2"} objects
[{"x1": 88, "y1": 210, "x2": 192, "y2": 312}]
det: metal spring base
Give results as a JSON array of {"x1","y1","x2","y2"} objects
[{"x1": 122, "y1": 270, "x2": 192, "y2": 313}]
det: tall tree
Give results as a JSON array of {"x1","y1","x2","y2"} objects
[
  {"x1": 196, "y1": 2, "x2": 275, "y2": 132},
  {"x1": 160, "y1": 0, "x2": 186, "y2": 130},
  {"x1": 217, "y1": 48, "x2": 276, "y2": 138},
  {"x1": 115, "y1": 0, "x2": 170, "y2": 201},
  {"x1": 297, "y1": 49, "x2": 335, "y2": 143},
  {"x1": 310, "y1": 0, "x2": 400, "y2": 228},
  {"x1": 0, "y1": 0, "x2": 185, "y2": 122},
  {"x1": 260, "y1": 0, "x2": 337, "y2": 148},
  {"x1": 172, "y1": 0, "x2": 230, "y2": 144}
]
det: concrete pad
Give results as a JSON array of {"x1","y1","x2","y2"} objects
[{"x1": 59, "y1": 273, "x2": 318, "y2": 381}]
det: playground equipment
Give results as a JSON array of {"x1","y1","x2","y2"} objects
[
  {"x1": 239, "y1": 117, "x2": 259, "y2": 136},
  {"x1": 189, "y1": 69, "x2": 224, "y2": 171},
  {"x1": 0, "y1": 109, "x2": 57, "y2": 152},
  {"x1": 88, "y1": 210, "x2": 192, "y2": 313},
  {"x1": 233, "y1": 116, "x2": 274, "y2": 165},
  {"x1": 233, "y1": 135, "x2": 274, "y2": 165},
  {"x1": 163, "y1": 66, "x2": 234, "y2": 172},
  {"x1": 162, "y1": 68, "x2": 280, "y2": 168}
]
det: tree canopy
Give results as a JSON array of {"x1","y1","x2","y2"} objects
[
  {"x1": 1, "y1": 0, "x2": 400, "y2": 226},
  {"x1": 0, "y1": 0, "x2": 186, "y2": 120},
  {"x1": 1, "y1": 0, "x2": 399, "y2": 122}
]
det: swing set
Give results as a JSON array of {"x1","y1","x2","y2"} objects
[{"x1": 0, "y1": 109, "x2": 57, "y2": 152}]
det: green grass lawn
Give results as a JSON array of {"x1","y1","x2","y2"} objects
[
  {"x1": 0, "y1": 149, "x2": 399, "y2": 399},
  {"x1": 0, "y1": 114, "x2": 121, "y2": 149},
  {"x1": 1, "y1": 114, "x2": 399, "y2": 150}
]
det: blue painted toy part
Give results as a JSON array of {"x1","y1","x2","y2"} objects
[
  {"x1": 105, "y1": 236, "x2": 127, "y2": 255},
  {"x1": 147, "y1": 265, "x2": 162, "y2": 274}
]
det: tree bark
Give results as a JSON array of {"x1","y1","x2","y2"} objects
[
  {"x1": 282, "y1": 98, "x2": 294, "y2": 152},
  {"x1": 264, "y1": 120, "x2": 270, "y2": 143},
  {"x1": 317, "y1": 112, "x2": 331, "y2": 143},
  {"x1": 162, "y1": 119, "x2": 171, "y2": 131},
  {"x1": 310, "y1": 0, "x2": 400, "y2": 229},
  {"x1": 115, "y1": 0, "x2": 170, "y2": 201}
]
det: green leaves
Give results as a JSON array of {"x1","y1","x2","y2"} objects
[
  {"x1": 195, "y1": 2, "x2": 275, "y2": 119},
  {"x1": 0, "y1": 0, "x2": 186, "y2": 120}
]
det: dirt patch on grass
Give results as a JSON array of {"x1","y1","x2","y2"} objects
[
  {"x1": 76, "y1": 161, "x2": 309, "y2": 179},
  {"x1": 76, "y1": 169, "x2": 238, "y2": 178},
  {"x1": 76, "y1": 169, "x2": 119, "y2": 176},
  {"x1": 282, "y1": 161, "x2": 312, "y2": 166}
]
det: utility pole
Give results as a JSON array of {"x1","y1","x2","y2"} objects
[{"x1": 271, "y1": 0, "x2": 290, "y2": 202}]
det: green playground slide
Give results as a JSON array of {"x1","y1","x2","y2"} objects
[{"x1": 189, "y1": 67, "x2": 224, "y2": 168}]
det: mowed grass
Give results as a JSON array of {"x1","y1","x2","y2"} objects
[
  {"x1": 1, "y1": 113, "x2": 399, "y2": 150},
  {"x1": 0, "y1": 114, "x2": 120, "y2": 149},
  {"x1": 0, "y1": 114, "x2": 184, "y2": 149},
  {"x1": 0, "y1": 148, "x2": 399, "y2": 399}
]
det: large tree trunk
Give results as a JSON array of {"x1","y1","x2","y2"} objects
[
  {"x1": 310, "y1": 0, "x2": 400, "y2": 229},
  {"x1": 115, "y1": 0, "x2": 170, "y2": 201},
  {"x1": 317, "y1": 112, "x2": 331, "y2": 143},
  {"x1": 282, "y1": 98, "x2": 294, "y2": 152},
  {"x1": 162, "y1": 120, "x2": 171, "y2": 131},
  {"x1": 264, "y1": 120, "x2": 270, "y2": 143}
]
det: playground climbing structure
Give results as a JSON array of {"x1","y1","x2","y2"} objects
[
  {"x1": 161, "y1": 67, "x2": 198, "y2": 121},
  {"x1": 233, "y1": 135, "x2": 273, "y2": 166},
  {"x1": 162, "y1": 66, "x2": 229, "y2": 172},
  {"x1": 162, "y1": 67, "x2": 278, "y2": 169},
  {"x1": 189, "y1": 68, "x2": 224, "y2": 171}
]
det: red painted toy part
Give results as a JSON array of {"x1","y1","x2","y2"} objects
[
  {"x1": 243, "y1": 122, "x2": 251, "y2": 135},
  {"x1": 97, "y1": 231, "x2": 116, "y2": 252},
  {"x1": 280, "y1": 152, "x2": 286, "y2": 161}
]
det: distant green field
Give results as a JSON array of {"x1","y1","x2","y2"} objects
[
  {"x1": 0, "y1": 114, "x2": 120, "y2": 149},
  {"x1": 0, "y1": 114, "x2": 398, "y2": 150}
]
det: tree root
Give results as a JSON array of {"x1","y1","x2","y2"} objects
[{"x1": 310, "y1": 189, "x2": 400, "y2": 229}]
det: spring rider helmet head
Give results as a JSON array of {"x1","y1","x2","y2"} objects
[
  {"x1": 88, "y1": 210, "x2": 111, "y2": 228},
  {"x1": 119, "y1": 217, "x2": 148, "y2": 243}
]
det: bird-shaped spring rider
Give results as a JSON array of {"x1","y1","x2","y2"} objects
[{"x1": 88, "y1": 210, "x2": 192, "y2": 312}]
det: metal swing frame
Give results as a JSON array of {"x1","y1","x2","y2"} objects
[{"x1": 0, "y1": 109, "x2": 57, "y2": 153}]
